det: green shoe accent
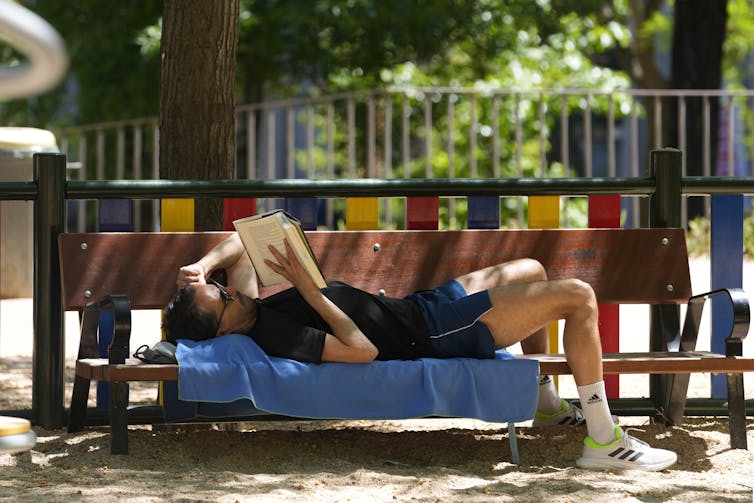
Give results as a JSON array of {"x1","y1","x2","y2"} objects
[
  {"x1": 534, "y1": 398, "x2": 567, "y2": 419},
  {"x1": 583, "y1": 425, "x2": 622, "y2": 449}
]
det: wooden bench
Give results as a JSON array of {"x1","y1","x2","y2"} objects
[{"x1": 62, "y1": 228, "x2": 752, "y2": 455}]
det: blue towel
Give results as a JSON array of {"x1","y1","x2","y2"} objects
[{"x1": 175, "y1": 334, "x2": 539, "y2": 423}]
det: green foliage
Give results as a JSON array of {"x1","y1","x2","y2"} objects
[
  {"x1": 0, "y1": 0, "x2": 163, "y2": 127},
  {"x1": 3, "y1": 0, "x2": 754, "y2": 186},
  {"x1": 744, "y1": 212, "x2": 754, "y2": 257},
  {"x1": 724, "y1": 0, "x2": 754, "y2": 86},
  {"x1": 686, "y1": 216, "x2": 711, "y2": 257},
  {"x1": 685, "y1": 212, "x2": 754, "y2": 258}
]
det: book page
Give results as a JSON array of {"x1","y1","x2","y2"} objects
[
  {"x1": 234, "y1": 211, "x2": 326, "y2": 288},
  {"x1": 245, "y1": 217, "x2": 290, "y2": 285},
  {"x1": 281, "y1": 224, "x2": 326, "y2": 288}
]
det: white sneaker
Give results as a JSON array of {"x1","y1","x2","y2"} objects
[{"x1": 577, "y1": 426, "x2": 677, "y2": 471}]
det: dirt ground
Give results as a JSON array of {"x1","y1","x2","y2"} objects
[{"x1": 0, "y1": 355, "x2": 752, "y2": 502}]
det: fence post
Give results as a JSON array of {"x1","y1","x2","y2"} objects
[
  {"x1": 647, "y1": 148, "x2": 683, "y2": 423},
  {"x1": 32, "y1": 152, "x2": 66, "y2": 428}
]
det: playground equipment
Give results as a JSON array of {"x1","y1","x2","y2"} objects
[
  {"x1": 0, "y1": 417, "x2": 35, "y2": 454},
  {"x1": 0, "y1": 0, "x2": 68, "y2": 452},
  {"x1": 0, "y1": 0, "x2": 68, "y2": 100}
]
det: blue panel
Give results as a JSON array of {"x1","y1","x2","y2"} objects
[
  {"x1": 66, "y1": 201, "x2": 80, "y2": 230},
  {"x1": 710, "y1": 195, "x2": 743, "y2": 397},
  {"x1": 284, "y1": 198, "x2": 319, "y2": 230},
  {"x1": 467, "y1": 196, "x2": 500, "y2": 229},
  {"x1": 99, "y1": 199, "x2": 133, "y2": 232}
]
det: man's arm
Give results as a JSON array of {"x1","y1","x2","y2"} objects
[
  {"x1": 176, "y1": 233, "x2": 259, "y2": 298},
  {"x1": 266, "y1": 240, "x2": 378, "y2": 363}
]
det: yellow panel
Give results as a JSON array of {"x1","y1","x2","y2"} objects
[
  {"x1": 346, "y1": 197, "x2": 379, "y2": 230},
  {"x1": 161, "y1": 198, "x2": 194, "y2": 232},
  {"x1": 528, "y1": 196, "x2": 560, "y2": 228},
  {"x1": 159, "y1": 199, "x2": 193, "y2": 404},
  {"x1": 528, "y1": 195, "x2": 561, "y2": 386}
]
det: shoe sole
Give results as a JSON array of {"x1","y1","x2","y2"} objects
[{"x1": 576, "y1": 455, "x2": 676, "y2": 472}]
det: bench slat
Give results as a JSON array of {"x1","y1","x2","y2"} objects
[
  {"x1": 60, "y1": 228, "x2": 691, "y2": 310},
  {"x1": 76, "y1": 358, "x2": 179, "y2": 381},
  {"x1": 522, "y1": 352, "x2": 754, "y2": 375},
  {"x1": 76, "y1": 352, "x2": 754, "y2": 383}
]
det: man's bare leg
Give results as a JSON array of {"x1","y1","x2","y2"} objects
[
  {"x1": 474, "y1": 273, "x2": 619, "y2": 444},
  {"x1": 454, "y1": 258, "x2": 550, "y2": 352},
  {"x1": 454, "y1": 260, "x2": 571, "y2": 414}
]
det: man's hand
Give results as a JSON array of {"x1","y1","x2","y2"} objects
[
  {"x1": 266, "y1": 239, "x2": 377, "y2": 363},
  {"x1": 176, "y1": 262, "x2": 207, "y2": 290},
  {"x1": 265, "y1": 239, "x2": 319, "y2": 294}
]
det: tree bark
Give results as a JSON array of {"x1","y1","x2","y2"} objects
[
  {"x1": 670, "y1": 0, "x2": 728, "y2": 220},
  {"x1": 159, "y1": 0, "x2": 239, "y2": 230}
]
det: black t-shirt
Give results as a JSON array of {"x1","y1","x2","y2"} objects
[{"x1": 247, "y1": 281, "x2": 434, "y2": 362}]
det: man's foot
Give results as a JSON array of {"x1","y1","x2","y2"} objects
[
  {"x1": 533, "y1": 399, "x2": 619, "y2": 427},
  {"x1": 576, "y1": 426, "x2": 677, "y2": 471},
  {"x1": 532, "y1": 399, "x2": 587, "y2": 427}
]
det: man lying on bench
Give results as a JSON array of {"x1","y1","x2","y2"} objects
[{"x1": 163, "y1": 233, "x2": 677, "y2": 472}]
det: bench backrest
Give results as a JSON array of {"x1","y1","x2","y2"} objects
[{"x1": 59, "y1": 228, "x2": 692, "y2": 311}]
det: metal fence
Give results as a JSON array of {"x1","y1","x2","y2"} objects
[
  {"x1": 58, "y1": 87, "x2": 754, "y2": 230},
  {"x1": 13, "y1": 151, "x2": 754, "y2": 428}
]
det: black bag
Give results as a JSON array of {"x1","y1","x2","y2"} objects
[{"x1": 133, "y1": 341, "x2": 177, "y2": 364}]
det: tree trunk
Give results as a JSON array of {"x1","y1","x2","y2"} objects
[
  {"x1": 670, "y1": 0, "x2": 728, "y2": 220},
  {"x1": 159, "y1": 0, "x2": 239, "y2": 230}
]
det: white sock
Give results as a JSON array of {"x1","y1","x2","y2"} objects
[
  {"x1": 577, "y1": 381, "x2": 616, "y2": 445},
  {"x1": 536, "y1": 375, "x2": 563, "y2": 414}
]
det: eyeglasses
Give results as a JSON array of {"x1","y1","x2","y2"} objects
[{"x1": 208, "y1": 278, "x2": 235, "y2": 335}]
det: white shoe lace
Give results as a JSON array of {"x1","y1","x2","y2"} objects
[
  {"x1": 622, "y1": 428, "x2": 651, "y2": 449},
  {"x1": 568, "y1": 403, "x2": 586, "y2": 422}
]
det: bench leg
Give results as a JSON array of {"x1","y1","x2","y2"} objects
[
  {"x1": 665, "y1": 373, "x2": 691, "y2": 426},
  {"x1": 67, "y1": 375, "x2": 91, "y2": 433},
  {"x1": 110, "y1": 382, "x2": 129, "y2": 455},
  {"x1": 507, "y1": 422, "x2": 520, "y2": 465},
  {"x1": 726, "y1": 373, "x2": 748, "y2": 449}
]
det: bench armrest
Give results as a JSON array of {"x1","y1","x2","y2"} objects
[
  {"x1": 680, "y1": 288, "x2": 750, "y2": 356},
  {"x1": 80, "y1": 294, "x2": 133, "y2": 364}
]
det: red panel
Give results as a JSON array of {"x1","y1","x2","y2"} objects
[
  {"x1": 224, "y1": 198, "x2": 256, "y2": 231},
  {"x1": 589, "y1": 195, "x2": 621, "y2": 399},
  {"x1": 407, "y1": 197, "x2": 439, "y2": 230},
  {"x1": 588, "y1": 195, "x2": 621, "y2": 228},
  {"x1": 598, "y1": 304, "x2": 620, "y2": 398}
]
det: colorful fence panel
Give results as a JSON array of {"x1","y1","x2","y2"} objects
[
  {"x1": 346, "y1": 197, "x2": 379, "y2": 230},
  {"x1": 528, "y1": 196, "x2": 560, "y2": 384},
  {"x1": 710, "y1": 194, "x2": 744, "y2": 397},
  {"x1": 407, "y1": 197, "x2": 439, "y2": 230},
  {"x1": 223, "y1": 198, "x2": 256, "y2": 231},
  {"x1": 588, "y1": 195, "x2": 621, "y2": 399}
]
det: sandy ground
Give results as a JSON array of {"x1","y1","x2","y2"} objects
[{"x1": 0, "y1": 258, "x2": 752, "y2": 501}]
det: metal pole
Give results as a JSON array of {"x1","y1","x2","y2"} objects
[
  {"x1": 647, "y1": 148, "x2": 683, "y2": 423},
  {"x1": 649, "y1": 149, "x2": 682, "y2": 227},
  {"x1": 32, "y1": 153, "x2": 66, "y2": 428}
]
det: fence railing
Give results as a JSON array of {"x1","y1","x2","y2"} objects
[
  {"x1": 58, "y1": 87, "x2": 754, "y2": 231},
  {"x1": 9, "y1": 151, "x2": 754, "y2": 429}
]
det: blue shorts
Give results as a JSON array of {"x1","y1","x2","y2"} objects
[{"x1": 405, "y1": 280, "x2": 496, "y2": 359}]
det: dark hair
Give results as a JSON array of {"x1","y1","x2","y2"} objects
[{"x1": 163, "y1": 285, "x2": 217, "y2": 344}]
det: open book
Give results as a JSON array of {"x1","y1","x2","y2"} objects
[{"x1": 233, "y1": 210, "x2": 327, "y2": 288}]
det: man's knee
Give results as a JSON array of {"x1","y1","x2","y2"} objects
[
  {"x1": 522, "y1": 258, "x2": 547, "y2": 281},
  {"x1": 505, "y1": 258, "x2": 546, "y2": 282},
  {"x1": 564, "y1": 278, "x2": 598, "y2": 312}
]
